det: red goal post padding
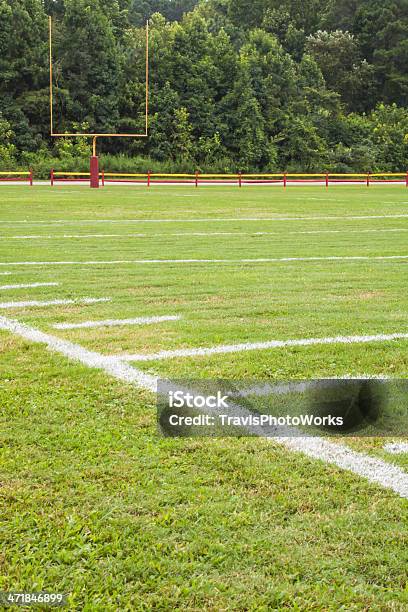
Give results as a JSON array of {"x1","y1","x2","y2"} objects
[{"x1": 0, "y1": 170, "x2": 33, "y2": 185}]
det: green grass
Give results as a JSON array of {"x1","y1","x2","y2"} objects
[{"x1": 1, "y1": 185, "x2": 408, "y2": 610}]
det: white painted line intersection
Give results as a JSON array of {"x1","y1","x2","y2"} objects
[{"x1": 0, "y1": 314, "x2": 407, "y2": 499}]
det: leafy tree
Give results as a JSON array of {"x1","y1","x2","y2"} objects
[
  {"x1": 306, "y1": 30, "x2": 375, "y2": 111},
  {"x1": 57, "y1": 0, "x2": 120, "y2": 131},
  {"x1": 128, "y1": 0, "x2": 198, "y2": 26},
  {"x1": 149, "y1": 81, "x2": 182, "y2": 160},
  {"x1": 220, "y1": 56, "x2": 274, "y2": 169},
  {"x1": 171, "y1": 13, "x2": 217, "y2": 137},
  {"x1": 173, "y1": 107, "x2": 194, "y2": 160},
  {"x1": 0, "y1": 114, "x2": 17, "y2": 168},
  {"x1": 0, "y1": 0, "x2": 48, "y2": 150}
]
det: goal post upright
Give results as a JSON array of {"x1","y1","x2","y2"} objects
[{"x1": 48, "y1": 16, "x2": 149, "y2": 188}]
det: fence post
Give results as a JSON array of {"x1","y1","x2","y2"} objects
[
  {"x1": 325, "y1": 172, "x2": 329, "y2": 188},
  {"x1": 101, "y1": 170, "x2": 105, "y2": 187},
  {"x1": 367, "y1": 172, "x2": 370, "y2": 187},
  {"x1": 195, "y1": 170, "x2": 199, "y2": 188},
  {"x1": 238, "y1": 171, "x2": 242, "y2": 188},
  {"x1": 147, "y1": 169, "x2": 151, "y2": 188},
  {"x1": 50, "y1": 168, "x2": 54, "y2": 187},
  {"x1": 283, "y1": 173, "x2": 287, "y2": 188},
  {"x1": 29, "y1": 168, "x2": 33, "y2": 186}
]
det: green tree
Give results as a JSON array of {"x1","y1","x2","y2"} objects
[
  {"x1": 173, "y1": 107, "x2": 194, "y2": 160},
  {"x1": 57, "y1": 0, "x2": 121, "y2": 131},
  {"x1": 220, "y1": 57, "x2": 273, "y2": 170},
  {"x1": 0, "y1": 114, "x2": 17, "y2": 168},
  {"x1": 306, "y1": 30, "x2": 375, "y2": 111},
  {"x1": 0, "y1": 0, "x2": 48, "y2": 151}
]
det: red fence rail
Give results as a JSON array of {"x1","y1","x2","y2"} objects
[
  {"x1": 0, "y1": 170, "x2": 33, "y2": 185},
  {"x1": 2, "y1": 170, "x2": 406, "y2": 188}
]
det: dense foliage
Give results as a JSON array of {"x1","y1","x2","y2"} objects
[{"x1": 1, "y1": 0, "x2": 408, "y2": 172}]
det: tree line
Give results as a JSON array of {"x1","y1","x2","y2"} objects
[{"x1": 1, "y1": 0, "x2": 408, "y2": 173}]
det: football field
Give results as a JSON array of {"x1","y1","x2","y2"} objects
[{"x1": 1, "y1": 185, "x2": 408, "y2": 609}]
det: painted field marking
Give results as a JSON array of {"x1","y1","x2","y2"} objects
[
  {"x1": 1, "y1": 255, "x2": 408, "y2": 267},
  {"x1": 0, "y1": 272, "x2": 12, "y2": 275},
  {"x1": 117, "y1": 331, "x2": 408, "y2": 362},
  {"x1": 0, "y1": 314, "x2": 407, "y2": 499},
  {"x1": 3, "y1": 228, "x2": 408, "y2": 240},
  {"x1": 52, "y1": 314, "x2": 181, "y2": 330},
  {"x1": 229, "y1": 377, "x2": 388, "y2": 398},
  {"x1": 384, "y1": 443, "x2": 408, "y2": 454},
  {"x1": 0, "y1": 315, "x2": 156, "y2": 390},
  {"x1": 0, "y1": 282, "x2": 59, "y2": 290},
  {"x1": 276, "y1": 436, "x2": 408, "y2": 498},
  {"x1": 1, "y1": 213, "x2": 408, "y2": 225},
  {"x1": 0, "y1": 297, "x2": 110, "y2": 309}
]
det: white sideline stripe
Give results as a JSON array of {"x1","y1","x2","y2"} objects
[
  {"x1": 384, "y1": 443, "x2": 408, "y2": 454},
  {"x1": 117, "y1": 332, "x2": 408, "y2": 362},
  {"x1": 52, "y1": 315, "x2": 181, "y2": 330},
  {"x1": 275, "y1": 436, "x2": 408, "y2": 498},
  {"x1": 0, "y1": 315, "x2": 156, "y2": 391},
  {"x1": 0, "y1": 282, "x2": 59, "y2": 290},
  {"x1": 1, "y1": 213, "x2": 408, "y2": 225},
  {"x1": 4, "y1": 228, "x2": 408, "y2": 240},
  {"x1": 230, "y1": 377, "x2": 389, "y2": 398},
  {"x1": 0, "y1": 315, "x2": 407, "y2": 499},
  {"x1": 0, "y1": 297, "x2": 110, "y2": 309},
  {"x1": 1, "y1": 254, "x2": 408, "y2": 267},
  {"x1": 0, "y1": 272, "x2": 12, "y2": 275}
]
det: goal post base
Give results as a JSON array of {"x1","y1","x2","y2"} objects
[{"x1": 90, "y1": 156, "x2": 99, "y2": 188}]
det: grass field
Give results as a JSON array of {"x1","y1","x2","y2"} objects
[{"x1": 1, "y1": 185, "x2": 408, "y2": 610}]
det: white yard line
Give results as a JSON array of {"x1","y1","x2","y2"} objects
[
  {"x1": 276, "y1": 436, "x2": 408, "y2": 498},
  {"x1": 0, "y1": 297, "x2": 110, "y2": 309},
  {"x1": 229, "y1": 377, "x2": 389, "y2": 398},
  {"x1": 0, "y1": 314, "x2": 407, "y2": 498},
  {"x1": 384, "y1": 443, "x2": 408, "y2": 454},
  {"x1": 1, "y1": 254, "x2": 408, "y2": 267},
  {"x1": 117, "y1": 331, "x2": 408, "y2": 362},
  {"x1": 1, "y1": 213, "x2": 408, "y2": 225},
  {"x1": 0, "y1": 272, "x2": 12, "y2": 275},
  {"x1": 0, "y1": 315, "x2": 156, "y2": 391},
  {"x1": 3, "y1": 228, "x2": 408, "y2": 240},
  {"x1": 52, "y1": 315, "x2": 181, "y2": 330},
  {"x1": 0, "y1": 282, "x2": 59, "y2": 290}
]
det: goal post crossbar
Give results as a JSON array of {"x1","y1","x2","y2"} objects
[{"x1": 48, "y1": 16, "x2": 149, "y2": 147}]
